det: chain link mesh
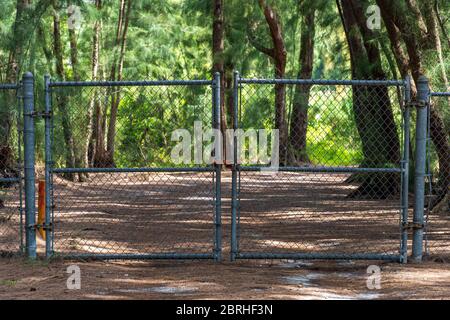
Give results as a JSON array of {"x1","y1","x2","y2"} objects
[
  {"x1": 425, "y1": 92, "x2": 450, "y2": 260},
  {"x1": 48, "y1": 81, "x2": 217, "y2": 258},
  {"x1": 235, "y1": 80, "x2": 406, "y2": 258},
  {"x1": 0, "y1": 85, "x2": 23, "y2": 255}
]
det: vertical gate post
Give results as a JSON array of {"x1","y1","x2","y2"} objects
[
  {"x1": 213, "y1": 72, "x2": 222, "y2": 261},
  {"x1": 230, "y1": 71, "x2": 239, "y2": 261},
  {"x1": 412, "y1": 75, "x2": 429, "y2": 262},
  {"x1": 401, "y1": 75, "x2": 411, "y2": 263},
  {"x1": 44, "y1": 75, "x2": 53, "y2": 258},
  {"x1": 22, "y1": 72, "x2": 36, "y2": 259}
]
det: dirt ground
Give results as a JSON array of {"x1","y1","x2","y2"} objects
[
  {"x1": 1, "y1": 171, "x2": 449, "y2": 300},
  {"x1": 0, "y1": 257, "x2": 450, "y2": 300}
]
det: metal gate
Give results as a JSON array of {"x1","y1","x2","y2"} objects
[
  {"x1": 43, "y1": 75, "x2": 222, "y2": 260},
  {"x1": 230, "y1": 74, "x2": 413, "y2": 262},
  {"x1": 2, "y1": 72, "x2": 435, "y2": 263},
  {"x1": 0, "y1": 82, "x2": 24, "y2": 255},
  {"x1": 425, "y1": 90, "x2": 450, "y2": 259}
]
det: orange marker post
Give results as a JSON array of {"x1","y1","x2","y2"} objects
[{"x1": 38, "y1": 180, "x2": 46, "y2": 240}]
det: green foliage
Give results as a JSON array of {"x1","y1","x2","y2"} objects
[{"x1": 0, "y1": 0, "x2": 448, "y2": 170}]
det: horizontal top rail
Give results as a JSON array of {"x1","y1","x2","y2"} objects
[
  {"x1": 0, "y1": 177, "x2": 21, "y2": 183},
  {"x1": 0, "y1": 83, "x2": 18, "y2": 90},
  {"x1": 431, "y1": 92, "x2": 450, "y2": 97},
  {"x1": 238, "y1": 166, "x2": 402, "y2": 173},
  {"x1": 49, "y1": 79, "x2": 213, "y2": 88},
  {"x1": 238, "y1": 78, "x2": 405, "y2": 86},
  {"x1": 52, "y1": 166, "x2": 215, "y2": 174}
]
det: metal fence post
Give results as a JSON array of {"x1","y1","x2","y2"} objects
[
  {"x1": 230, "y1": 71, "x2": 239, "y2": 261},
  {"x1": 401, "y1": 75, "x2": 411, "y2": 263},
  {"x1": 412, "y1": 75, "x2": 429, "y2": 262},
  {"x1": 44, "y1": 75, "x2": 53, "y2": 258},
  {"x1": 213, "y1": 72, "x2": 222, "y2": 261},
  {"x1": 22, "y1": 72, "x2": 36, "y2": 259}
]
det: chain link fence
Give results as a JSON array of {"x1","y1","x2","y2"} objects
[
  {"x1": 2, "y1": 72, "x2": 444, "y2": 263},
  {"x1": 0, "y1": 83, "x2": 24, "y2": 255},
  {"x1": 45, "y1": 78, "x2": 221, "y2": 259},
  {"x1": 425, "y1": 91, "x2": 450, "y2": 260},
  {"x1": 231, "y1": 77, "x2": 409, "y2": 262}
]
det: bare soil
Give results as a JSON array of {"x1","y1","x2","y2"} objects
[
  {"x1": 0, "y1": 258, "x2": 449, "y2": 300},
  {"x1": 1, "y1": 171, "x2": 449, "y2": 300}
]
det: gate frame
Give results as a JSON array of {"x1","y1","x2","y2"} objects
[
  {"x1": 0, "y1": 80, "x2": 26, "y2": 255},
  {"x1": 423, "y1": 88, "x2": 450, "y2": 259},
  {"x1": 44, "y1": 74, "x2": 222, "y2": 261},
  {"x1": 230, "y1": 72, "x2": 413, "y2": 263}
]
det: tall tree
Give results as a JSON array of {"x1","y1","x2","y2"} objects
[
  {"x1": 52, "y1": 0, "x2": 77, "y2": 180},
  {"x1": 288, "y1": 4, "x2": 316, "y2": 164},
  {"x1": 1, "y1": 1, "x2": 32, "y2": 174},
  {"x1": 213, "y1": 0, "x2": 227, "y2": 133},
  {"x1": 337, "y1": 0, "x2": 401, "y2": 198},
  {"x1": 377, "y1": 0, "x2": 450, "y2": 208},
  {"x1": 93, "y1": 0, "x2": 132, "y2": 167},
  {"x1": 248, "y1": 0, "x2": 288, "y2": 164},
  {"x1": 85, "y1": 0, "x2": 102, "y2": 169}
]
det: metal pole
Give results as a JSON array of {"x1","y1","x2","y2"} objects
[
  {"x1": 412, "y1": 75, "x2": 429, "y2": 262},
  {"x1": 400, "y1": 76, "x2": 411, "y2": 263},
  {"x1": 22, "y1": 72, "x2": 36, "y2": 259},
  {"x1": 231, "y1": 71, "x2": 239, "y2": 261},
  {"x1": 213, "y1": 72, "x2": 222, "y2": 261},
  {"x1": 44, "y1": 75, "x2": 53, "y2": 258}
]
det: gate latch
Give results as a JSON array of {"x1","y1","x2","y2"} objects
[{"x1": 402, "y1": 222, "x2": 424, "y2": 230}]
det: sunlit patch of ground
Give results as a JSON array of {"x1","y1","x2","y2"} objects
[{"x1": 0, "y1": 258, "x2": 449, "y2": 300}]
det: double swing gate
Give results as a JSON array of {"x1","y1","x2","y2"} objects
[{"x1": 0, "y1": 72, "x2": 436, "y2": 263}]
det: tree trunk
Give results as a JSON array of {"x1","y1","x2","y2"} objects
[
  {"x1": 85, "y1": 0, "x2": 102, "y2": 170},
  {"x1": 105, "y1": 0, "x2": 132, "y2": 167},
  {"x1": 434, "y1": 0, "x2": 450, "y2": 48},
  {"x1": 338, "y1": 0, "x2": 400, "y2": 198},
  {"x1": 288, "y1": 8, "x2": 315, "y2": 164},
  {"x1": 258, "y1": 0, "x2": 288, "y2": 165},
  {"x1": 68, "y1": 28, "x2": 79, "y2": 81},
  {"x1": 423, "y1": 0, "x2": 449, "y2": 90},
  {"x1": 212, "y1": 0, "x2": 228, "y2": 163},
  {"x1": 213, "y1": 0, "x2": 227, "y2": 131},
  {"x1": 52, "y1": 0, "x2": 77, "y2": 181},
  {"x1": 377, "y1": 0, "x2": 450, "y2": 208},
  {"x1": 351, "y1": 0, "x2": 400, "y2": 164},
  {"x1": 1, "y1": 0, "x2": 32, "y2": 174}
]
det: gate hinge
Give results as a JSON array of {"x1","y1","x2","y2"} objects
[
  {"x1": 402, "y1": 222, "x2": 424, "y2": 230},
  {"x1": 25, "y1": 111, "x2": 52, "y2": 118},
  {"x1": 405, "y1": 100, "x2": 427, "y2": 108},
  {"x1": 28, "y1": 223, "x2": 53, "y2": 231}
]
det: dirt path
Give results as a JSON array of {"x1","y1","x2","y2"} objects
[{"x1": 1, "y1": 258, "x2": 449, "y2": 300}]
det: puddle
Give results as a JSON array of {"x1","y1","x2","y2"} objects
[
  {"x1": 280, "y1": 260, "x2": 314, "y2": 268},
  {"x1": 336, "y1": 260, "x2": 356, "y2": 266},
  {"x1": 334, "y1": 272, "x2": 361, "y2": 279},
  {"x1": 355, "y1": 292, "x2": 381, "y2": 300},
  {"x1": 116, "y1": 286, "x2": 198, "y2": 294},
  {"x1": 283, "y1": 273, "x2": 323, "y2": 286},
  {"x1": 300, "y1": 290, "x2": 381, "y2": 300}
]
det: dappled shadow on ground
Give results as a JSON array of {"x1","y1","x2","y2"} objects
[
  {"x1": 1, "y1": 258, "x2": 450, "y2": 300},
  {"x1": 47, "y1": 171, "x2": 450, "y2": 260},
  {"x1": 237, "y1": 172, "x2": 401, "y2": 255}
]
